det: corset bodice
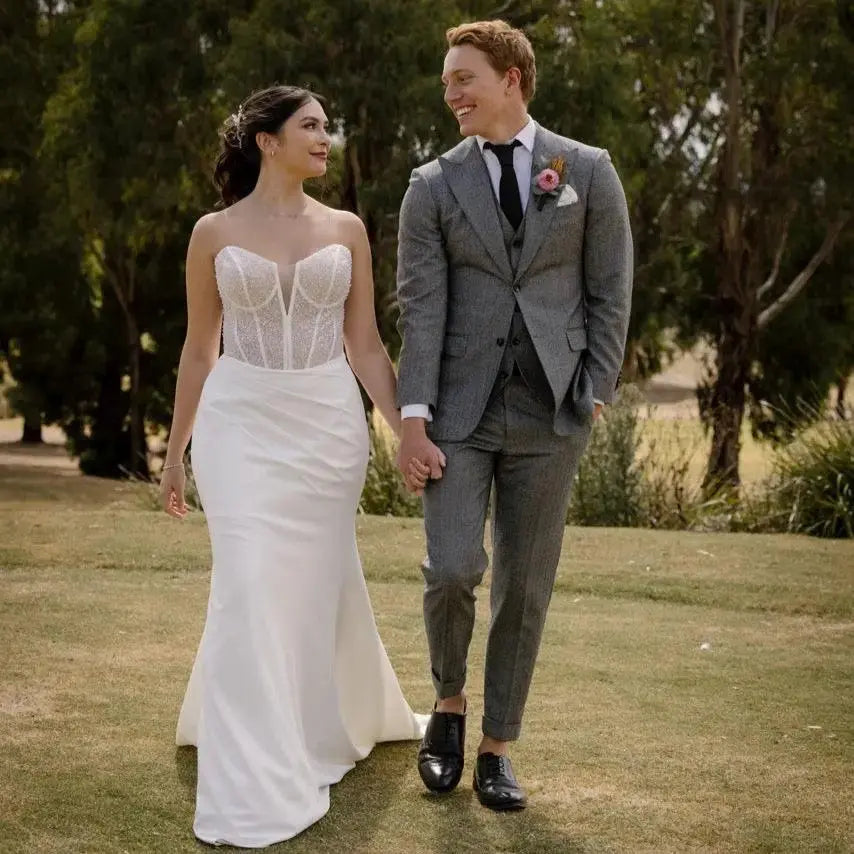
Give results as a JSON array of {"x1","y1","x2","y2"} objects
[{"x1": 214, "y1": 243, "x2": 352, "y2": 370}]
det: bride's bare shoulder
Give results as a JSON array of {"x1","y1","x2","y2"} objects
[
  {"x1": 190, "y1": 208, "x2": 236, "y2": 255},
  {"x1": 323, "y1": 206, "x2": 367, "y2": 248}
]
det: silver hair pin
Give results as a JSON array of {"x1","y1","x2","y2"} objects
[{"x1": 234, "y1": 105, "x2": 246, "y2": 149}]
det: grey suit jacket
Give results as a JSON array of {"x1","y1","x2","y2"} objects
[{"x1": 396, "y1": 122, "x2": 633, "y2": 442}]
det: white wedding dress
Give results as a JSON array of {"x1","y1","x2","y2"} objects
[{"x1": 175, "y1": 242, "x2": 426, "y2": 848}]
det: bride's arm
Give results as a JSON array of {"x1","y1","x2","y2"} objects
[
  {"x1": 341, "y1": 213, "x2": 402, "y2": 439},
  {"x1": 163, "y1": 217, "x2": 223, "y2": 474}
]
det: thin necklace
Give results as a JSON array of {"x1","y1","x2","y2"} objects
[{"x1": 253, "y1": 198, "x2": 309, "y2": 219}]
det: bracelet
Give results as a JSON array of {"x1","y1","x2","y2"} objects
[{"x1": 162, "y1": 462, "x2": 185, "y2": 471}]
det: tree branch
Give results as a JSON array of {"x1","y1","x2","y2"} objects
[
  {"x1": 655, "y1": 125, "x2": 723, "y2": 224},
  {"x1": 661, "y1": 103, "x2": 703, "y2": 165},
  {"x1": 757, "y1": 214, "x2": 850, "y2": 329},
  {"x1": 765, "y1": 0, "x2": 780, "y2": 45},
  {"x1": 91, "y1": 236, "x2": 132, "y2": 319},
  {"x1": 735, "y1": 0, "x2": 746, "y2": 70},
  {"x1": 756, "y1": 202, "x2": 796, "y2": 301}
]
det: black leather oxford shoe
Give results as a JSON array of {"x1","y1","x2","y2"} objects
[
  {"x1": 473, "y1": 752, "x2": 527, "y2": 810},
  {"x1": 417, "y1": 707, "x2": 466, "y2": 793}
]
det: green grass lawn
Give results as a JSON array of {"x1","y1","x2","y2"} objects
[{"x1": 1, "y1": 458, "x2": 853, "y2": 853}]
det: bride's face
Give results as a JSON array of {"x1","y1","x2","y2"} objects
[{"x1": 265, "y1": 99, "x2": 331, "y2": 178}]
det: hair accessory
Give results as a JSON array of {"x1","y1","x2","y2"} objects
[{"x1": 233, "y1": 104, "x2": 246, "y2": 149}]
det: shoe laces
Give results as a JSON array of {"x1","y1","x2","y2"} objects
[{"x1": 481, "y1": 753, "x2": 510, "y2": 779}]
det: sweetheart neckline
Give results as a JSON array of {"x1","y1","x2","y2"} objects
[{"x1": 214, "y1": 242, "x2": 351, "y2": 271}]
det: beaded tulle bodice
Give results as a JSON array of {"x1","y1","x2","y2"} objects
[{"x1": 214, "y1": 243, "x2": 352, "y2": 370}]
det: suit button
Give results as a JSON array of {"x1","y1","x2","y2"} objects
[
  {"x1": 513, "y1": 285, "x2": 521, "y2": 293},
  {"x1": 512, "y1": 337, "x2": 520, "y2": 346},
  {"x1": 496, "y1": 337, "x2": 505, "y2": 346},
  {"x1": 512, "y1": 238, "x2": 523, "y2": 248}
]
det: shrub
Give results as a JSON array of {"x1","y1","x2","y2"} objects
[
  {"x1": 758, "y1": 418, "x2": 854, "y2": 538},
  {"x1": 359, "y1": 422, "x2": 422, "y2": 518},
  {"x1": 568, "y1": 385, "x2": 704, "y2": 529},
  {"x1": 568, "y1": 385, "x2": 647, "y2": 527},
  {"x1": 641, "y1": 419, "x2": 705, "y2": 529}
]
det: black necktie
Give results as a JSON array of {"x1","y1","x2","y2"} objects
[{"x1": 484, "y1": 140, "x2": 523, "y2": 230}]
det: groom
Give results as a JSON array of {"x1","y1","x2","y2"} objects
[{"x1": 396, "y1": 20, "x2": 633, "y2": 809}]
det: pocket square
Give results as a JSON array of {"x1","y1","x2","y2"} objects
[{"x1": 556, "y1": 185, "x2": 578, "y2": 207}]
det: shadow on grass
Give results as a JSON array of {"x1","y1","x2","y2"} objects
[
  {"x1": 173, "y1": 741, "x2": 605, "y2": 853},
  {"x1": 175, "y1": 746, "x2": 197, "y2": 799},
  {"x1": 417, "y1": 788, "x2": 607, "y2": 854}
]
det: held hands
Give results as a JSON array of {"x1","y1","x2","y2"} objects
[
  {"x1": 397, "y1": 419, "x2": 446, "y2": 495},
  {"x1": 159, "y1": 463, "x2": 189, "y2": 519}
]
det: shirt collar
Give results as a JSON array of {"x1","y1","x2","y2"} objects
[{"x1": 476, "y1": 116, "x2": 536, "y2": 154}]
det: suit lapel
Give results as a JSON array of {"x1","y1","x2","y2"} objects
[
  {"x1": 514, "y1": 125, "x2": 579, "y2": 284},
  {"x1": 439, "y1": 139, "x2": 513, "y2": 280}
]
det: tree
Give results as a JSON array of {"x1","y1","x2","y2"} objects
[
  {"x1": 698, "y1": 0, "x2": 853, "y2": 489},
  {"x1": 41, "y1": 0, "x2": 227, "y2": 475},
  {"x1": 0, "y1": 1, "x2": 93, "y2": 444}
]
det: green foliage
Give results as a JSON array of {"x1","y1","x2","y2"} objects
[
  {"x1": 748, "y1": 231, "x2": 854, "y2": 441},
  {"x1": 359, "y1": 425, "x2": 422, "y2": 518},
  {"x1": 36, "y1": 0, "x2": 229, "y2": 475}
]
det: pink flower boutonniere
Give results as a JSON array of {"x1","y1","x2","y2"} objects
[{"x1": 532, "y1": 156, "x2": 568, "y2": 210}]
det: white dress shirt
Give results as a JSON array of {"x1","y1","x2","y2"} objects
[
  {"x1": 476, "y1": 116, "x2": 537, "y2": 216},
  {"x1": 401, "y1": 116, "x2": 601, "y2": 421}
]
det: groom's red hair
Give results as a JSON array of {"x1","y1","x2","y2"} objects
[{"x1": 446, "y1": 20, "x2": 537, "y2": 102}]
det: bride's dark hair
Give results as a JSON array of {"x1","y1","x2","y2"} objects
[{"x1": 213, "y1": 84, "x2": 323, "y2": 207}]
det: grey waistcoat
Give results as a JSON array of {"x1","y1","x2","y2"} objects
[{"x1": 495, "y1": 200, "x2": 552, "y2": 404}]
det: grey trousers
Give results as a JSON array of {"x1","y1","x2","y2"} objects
[{"x1": 422, "y1": 371, "x2": 591, "y2": 741}]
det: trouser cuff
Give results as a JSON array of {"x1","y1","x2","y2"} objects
[
  {"x1": 482, "y1": 714, "x2": 521, "y2": 741},
  {"x1": 432, "y1": 669, "x2": 467, "y2": 700}
]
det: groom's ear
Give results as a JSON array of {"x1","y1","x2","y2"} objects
[{"x1": 504, "y1": 67, "x2": 522, "y2": 95}]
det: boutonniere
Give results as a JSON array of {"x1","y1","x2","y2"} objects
[{"x1": 531, "y1": 156, "x2": 575, "y2": 210}]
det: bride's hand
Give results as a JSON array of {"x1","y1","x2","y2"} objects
[
  {"x1": 404, "y1": 457, "x2": 431, "y2": 495},
  {"x1": 160, "y1": 465, "x2": 189, "y2": 519}
]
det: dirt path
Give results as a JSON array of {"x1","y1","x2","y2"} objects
[{"x1": 0, "y1": 418, "x2": 77, "y2": 473}]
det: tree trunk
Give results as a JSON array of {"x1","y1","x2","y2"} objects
[
  {"x1": 705, "y1": 0, "x2": 748, "y2": 491},
  {"x1": 127, "y1": 327, "x2": 147, "y2": 478},
  {"x1": 106, "y1": 253, "x2": 148, "y2": 479},
  {"x1": 704, "y1": 325, "x2": 751, "y2": 491},
  {"x1": 837, "y1": 374, "x2": 849, "y2": 419},
  {"x1": 21, "y1": 411, "x2": 43, "y2": 444},
  {"x1": 82, "y1": 356, "x2": 126, "y2": 478}
]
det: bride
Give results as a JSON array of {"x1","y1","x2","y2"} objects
[{"x1": 159, "y1": 84, "x2": 431, "y2": 848}]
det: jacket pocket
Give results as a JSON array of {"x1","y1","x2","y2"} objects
[
  {"x1": 443, "y1": 334, "x2": 467, "y2": 357},
  {"x1": 566, "y1": 326, "x2": 588, "y2": 351}
]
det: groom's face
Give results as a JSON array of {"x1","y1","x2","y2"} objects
[{"x1": 442, "y1": 44, "x2": 513, "y2": 139}]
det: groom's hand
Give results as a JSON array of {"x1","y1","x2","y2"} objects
[
  {"x1": 398, "y1": 418, "x2": 446, "y2": 495},
  {"x1": 593, "y1": 403, "x2": 604, "y2": 420}
]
